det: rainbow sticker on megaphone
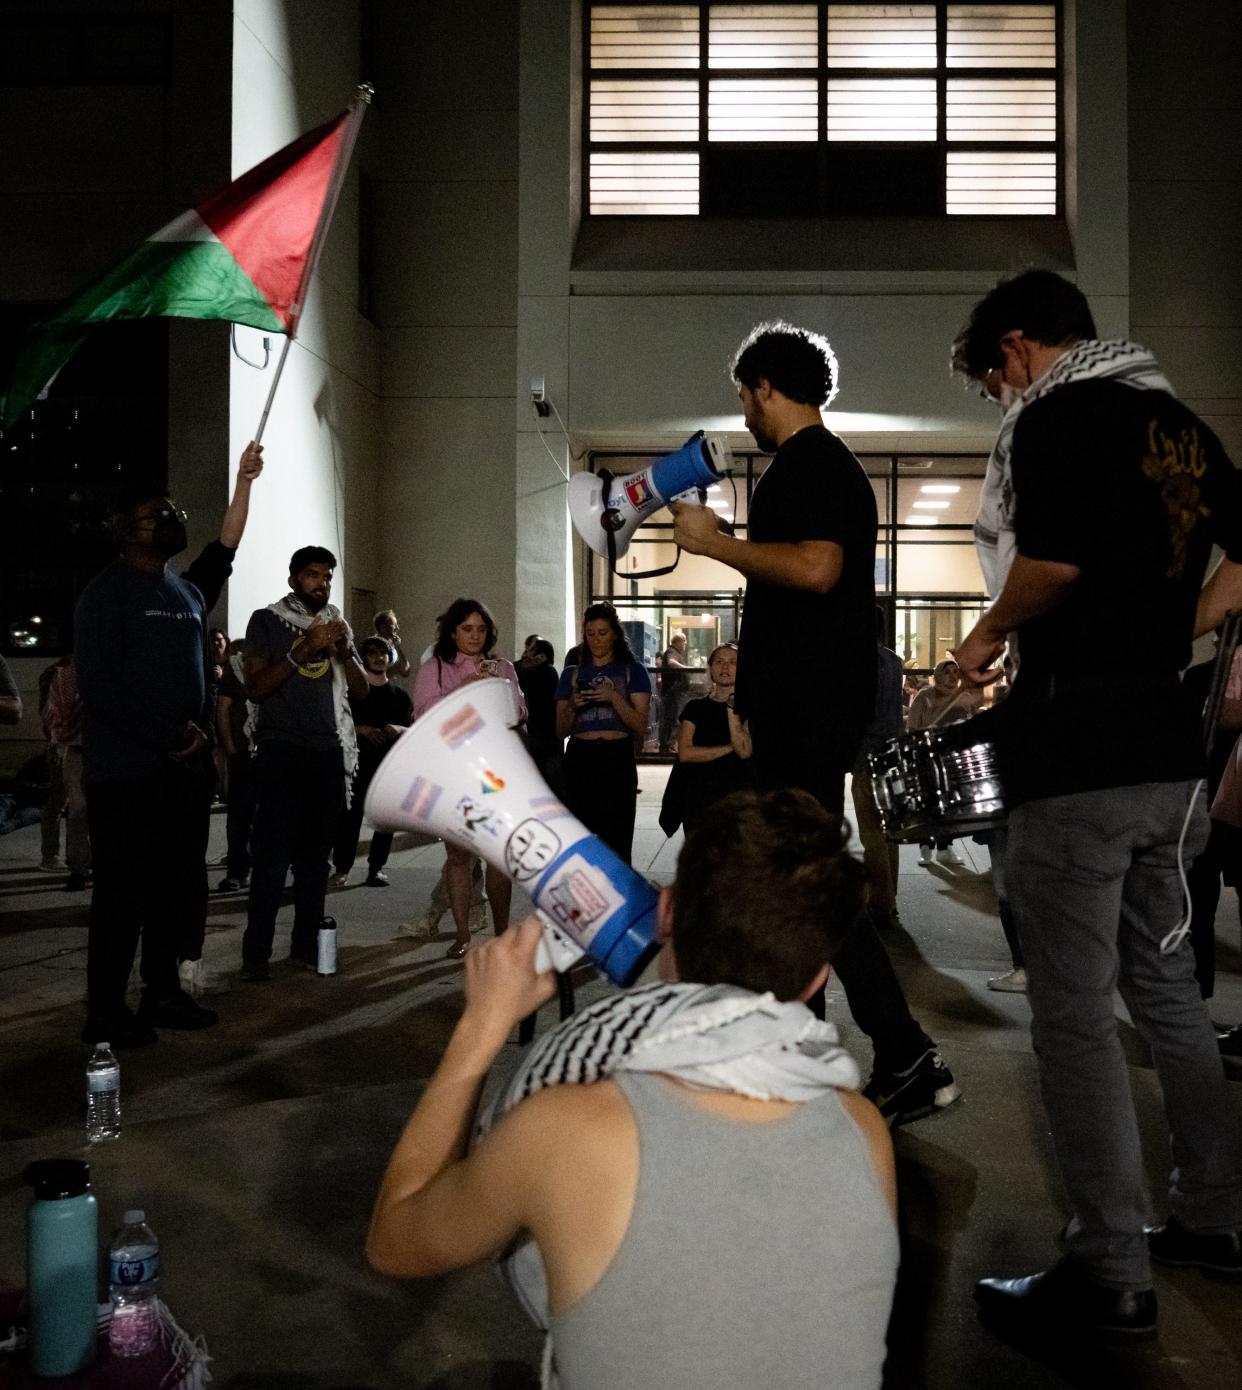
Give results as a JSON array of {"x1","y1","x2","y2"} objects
[{"x1": 365, "y1": 679, "x2": 659, "y2": 987}]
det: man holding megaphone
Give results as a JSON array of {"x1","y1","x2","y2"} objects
[
  {"x1": 367, "y1": 790, "x2": 898, "y2": 1390},
  {"x1": 672, "y1": 321, "x2": 960, "y2": 1127}
]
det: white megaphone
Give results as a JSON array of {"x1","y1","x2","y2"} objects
[
  {"x1": 365, "y1": 679, "x2": 660, "y2": 988},
  {"x1": 569, "y1": 430, "x2": 732, "y2": 578}
]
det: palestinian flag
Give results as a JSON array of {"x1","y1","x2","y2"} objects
[{"x1": 1, "y1": 108, "x2": 352, "y2": 430}]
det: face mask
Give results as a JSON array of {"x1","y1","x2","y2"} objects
[{"x1": 152, "y1": 516, "x2": 188, "y2": 556}]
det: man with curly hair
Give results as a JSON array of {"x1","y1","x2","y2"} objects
[{"x1": 673, "y1": 321, "x2": 959, "y2": 1125}]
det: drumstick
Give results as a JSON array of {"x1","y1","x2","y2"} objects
[{"x1": 926, "y1": 685, "x2": 974, "y2": 730}]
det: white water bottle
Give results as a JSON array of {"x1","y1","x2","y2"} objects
[
  {"x1": 108, "y1": 1210, "x2": 159, "y2": 1357},
  {"x1": 85, "y1": 1042, "x2": 120, "y2": 1143},
  {"x1": 317, "y1": 916, "x2": 337, "y2": 975}
]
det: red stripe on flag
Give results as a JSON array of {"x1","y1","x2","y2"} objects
[{"x1": 197, "y1": 111, "x2": 348, "y2": 330}]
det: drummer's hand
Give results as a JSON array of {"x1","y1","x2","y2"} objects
[{"x1": 952, "y1": 625, "x2": 1005, "y2": 687}]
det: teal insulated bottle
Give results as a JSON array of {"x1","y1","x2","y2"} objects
[{"x1": 24, "y1": 1159, "x2": 98, "y2": 1376}]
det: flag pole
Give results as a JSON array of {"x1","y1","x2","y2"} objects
[{"x1": 252, "y1": 82, "x2": 374, "y2": 446}]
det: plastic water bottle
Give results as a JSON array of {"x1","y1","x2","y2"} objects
[
  {"x1": 85, "y1": 1042, "x2": 120, "y2": 1143},
  {"x1": 108, "y1": 1211, "x2": 160, "y2": 1357}
]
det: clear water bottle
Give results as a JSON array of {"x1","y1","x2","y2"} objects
[
  {"x1": 85, "y1": 1042, "x2": 120, "y2": 1143},
  {"x1": 108, "y1": 1210, "x2": 160, "y2": 1357}
]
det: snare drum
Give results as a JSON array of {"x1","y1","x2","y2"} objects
[{"x1": 868, "y1": 729, "x2": 1006, "y2": 843}]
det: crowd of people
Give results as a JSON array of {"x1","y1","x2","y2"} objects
[{"x1": 8, "y1": 271, "x2": 1242, "y2": 1383}]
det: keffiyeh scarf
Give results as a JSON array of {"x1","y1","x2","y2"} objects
[
  {"x1": 974, "y1": 339, "x2": 1175, "y2": 596},
  {"x1": 477, "y1": 981, "x2": 861, "y2": 1334},
  {"x1": 246, "y1": 595, "x2": 359, "y2": 802}
]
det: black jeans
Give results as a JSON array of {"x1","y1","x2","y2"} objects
[
  {"x1": 85, "y1": 760, "x2": 211, "y2": 1017},
  {"x1": 333, "y1": 762, "x2": 393, "y2": 875},
  {"x1": 243, "y1": 741, "x2": 345, "y2": 963},
  {"x1": 750, "y1": 722, "x2": 934, "y2": 1073},
  {"x1": 225, "y1": 750, "x2": 256, "y2": 880}
]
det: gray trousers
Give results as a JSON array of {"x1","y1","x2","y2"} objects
[{"x1": 1008, "y1": 781, "x2": 1242, "y2": 1289}]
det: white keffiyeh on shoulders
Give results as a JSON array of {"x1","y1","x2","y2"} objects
[
  {"x1": 243, "y1": 594, "x2": 359, "y2": 801},
  {"x1": 476, "y1": 981, "x2": 861, "y2": 1341},
  {"x1": 974, "y1": 339, "x2": 1175, "y2": 597}
]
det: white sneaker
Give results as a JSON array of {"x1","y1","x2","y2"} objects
[
  {"x1": 987, "y1": 967, "x2": 1028, "y2": 993},
  {"x1": 178, "y1": 958, "x2": 222, "y2": 997},
  {"x1": 937, "y1": 844, "x2": 966, "y2": 867},
  {"x1": 329, "y1": 872, "x2": 350, "y2": 890},
  {"x1": 918, "y1": 844, "x2": 934, "y2": 867}
]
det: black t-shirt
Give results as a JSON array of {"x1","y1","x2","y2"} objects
[
  {"x1": 678, "y1": 695, "x2": 753, "y2": 819},
  {"x1": 993, "y1": 381, "x2": 1242, "y2": 801},
  {"x1": 736, "y1": 425, "x2": 877, "y2": 764},
  {"x1": 518, "y1": 660, "x2": 560, "y2": 756},
  {"x1": 350, "y1": 681, "x2": 413, "y2": 772}
]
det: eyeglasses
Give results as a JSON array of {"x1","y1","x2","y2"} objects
[
  {"x1": 133, "y1": 504, "x2": 188, "y2": 526},
  {"x1": 976, "y1": 367, "x2": 1003, "y2": 402}
]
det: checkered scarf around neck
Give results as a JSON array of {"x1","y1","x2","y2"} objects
[
  {"x1": 248, "y1": 594, "x2": 359, "y2": 802},
  {"x1": 974, "y1": 339, "x2": 1175, "y2": 597},
  {"x1": 476, "y1": 981, "x2": 861, "y2": 1342}
]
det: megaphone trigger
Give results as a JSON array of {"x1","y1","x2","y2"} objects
[{"x1": 534, "y1": 911, "x2": 587, "y2": 975}]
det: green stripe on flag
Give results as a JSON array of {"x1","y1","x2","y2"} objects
[{"x1": 2, "y1": 238, "x2": 283, "y2": 429}]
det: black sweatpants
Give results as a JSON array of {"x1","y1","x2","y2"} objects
[{"x1": 86, "y1": 760, "x2": 211, "y2": 1017}]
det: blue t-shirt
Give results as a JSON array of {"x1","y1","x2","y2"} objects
[
  {"x1": 76, "y1": 543, "x2": 234, "y2": 783},
  {"x1": 556, "y1": 659, "x2": 651, "y2": 737}
]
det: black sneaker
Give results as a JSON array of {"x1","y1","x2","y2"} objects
[
  {"x1": 65, "y1": 873, "x2": 91, "y2": 892},
  {"x1": 1148, "y1": 1217, "x2": 1242, "y2": 1277},
  {"x1": 137, "y1": 989, "x2": 218, "y2": 1030},
  {"x1": 216, "y1": 874, "x2": 249, "y2": 893},
  {"x1": 81, "y1": 1008, "x2": 158, "y2": 1049},
  {"x1": 365, "y1": 869, "x2": 390, "y2": 887},
  {"x1": 239, "y1": 959, "x2": 271, "y2": 982},
  {"x1": 863, "y1": 1048, "x2": 961, "y2": 1125},
  {"x1": 1218, "y1": 1024, "x2": 1242, "y2": 1061}
]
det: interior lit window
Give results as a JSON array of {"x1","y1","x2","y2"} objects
[{"x1": 586, "y1": 2, "x2": 1060, "y2": 217}]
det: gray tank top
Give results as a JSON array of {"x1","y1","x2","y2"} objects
[{"x1": 550, "y1": 1072, "x2": 898, "y2": 1390}]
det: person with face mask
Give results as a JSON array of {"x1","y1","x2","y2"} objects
[
  {"x1": 74, "y1": 442, "x2": 264, "y2": 1047},
  {"x1": 952, "y1": 271, "x2": 1242, "y2": 1337}
]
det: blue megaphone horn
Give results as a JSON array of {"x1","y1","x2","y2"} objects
[{"x1": 568, "y1": 430, "x2": 732, "y2": 579}]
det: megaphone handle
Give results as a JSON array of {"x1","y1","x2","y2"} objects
[
  {"x1": 668, "y1": 486, "x2": 705, "y2": 506},
  {"x1": 534, "y1": 910, "x2": 587, "y2": 975}
]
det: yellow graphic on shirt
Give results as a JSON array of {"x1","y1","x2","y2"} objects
[
  {"x1": 1140, "y1": 420, "x2": 1211, "y2": 578},
  {"x1": 293, "y1": 653, "x2": 331, "y2": 679}
]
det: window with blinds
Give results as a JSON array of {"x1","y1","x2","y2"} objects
[{"x1": 585, "y1": 2, "x2": 1060, "y2": 217}]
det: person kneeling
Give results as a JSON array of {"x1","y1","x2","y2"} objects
[{"x1": 367, "y1": 789, "x2": 899, "y2": 1390}]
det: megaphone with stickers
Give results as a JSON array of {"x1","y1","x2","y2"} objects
[{"x1": 365, "y1": 679, "x2": 659, "y2": 987}]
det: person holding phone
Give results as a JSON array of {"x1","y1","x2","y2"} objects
[
  {"x1": 412, "y1": 598, "x2": 526, "y2": 959},
  {"x1": 555, "y1": 603, "x2": 652, "y2": 863}
]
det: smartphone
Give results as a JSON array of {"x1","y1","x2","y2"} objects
[{"x1": 479, "y1": 658, "x2": 500, "y2": 676}]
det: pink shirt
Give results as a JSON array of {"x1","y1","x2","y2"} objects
[
  {"x1": 45, "y1": 661, "x2": 83, "y2": 747},
  {"x1": 412, "y1": 650, "x2": 528, "y2": 723},
  {"x1": 1225, "y1": 647, "x2": 1242, "y2": 702}
]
